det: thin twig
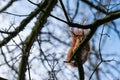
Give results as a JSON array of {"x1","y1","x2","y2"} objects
[
  {"x1": 27, "y1": 61, "x2": 32, "y2": 80},
  {"x1": 76, "y1": 55, "x2": 84, "y2": 80},
  {"x1": 89, "y1": 61, "x2": 102, "y2": 80},
  {"x1": 59, "y1": 0, "x2": 70, "y2": 22}
]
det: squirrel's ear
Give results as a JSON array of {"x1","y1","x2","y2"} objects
[
  {"x1": 69, "y1": 29, "x2": 75, "y2": 37},
  {"x1": 81, "y1": 29, "x2": 84, "y2": 35}
]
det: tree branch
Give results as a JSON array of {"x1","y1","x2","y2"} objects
[
  {"x1": 17, "y1": 0, "x2": 58, "y2": 80},
  {"x1": 0, "y1": 0, "x2": 47, "y2": 47},
  {"x1": 76, "y1": 55, "x2": 84, "y2": 80},
  {"x1": 81, "y1": 0, "x2": 107, "y2": 14},
  {"x1": 59, "y1": 0, "x2": 70, "y2": 22},
  {"x1": 0, "y1": 0, "x2": 18, "y2": 13},
  {"x1": 68, "y1": 11, "x2": 120, "y2": 29}
]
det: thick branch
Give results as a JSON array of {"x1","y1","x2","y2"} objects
[
  {"x1": 68, "y1": 11, "x2": 120, "y2": 29},
  {"x1": 76, "y1": 55, "x2": 84, "y2": 80},
  {"x1": 17, "y1": 0, "x2": 58, "y2": 80}
]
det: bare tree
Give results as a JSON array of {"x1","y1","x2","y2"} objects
[{"x1": 0, "y1": 0, "x2": 120, "y2": 80}]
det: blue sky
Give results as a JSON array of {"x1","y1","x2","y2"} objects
[{"x1": 0, "y1": 0, "x2": 120, "y2": 80}]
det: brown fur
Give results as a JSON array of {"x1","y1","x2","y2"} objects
[{"x1": 66, "y1": 29, "x2": 90, "y2": 67}]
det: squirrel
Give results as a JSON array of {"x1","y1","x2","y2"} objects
[{"x1": 66, "y1": 28, "x2": 90, "y2": 67}]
